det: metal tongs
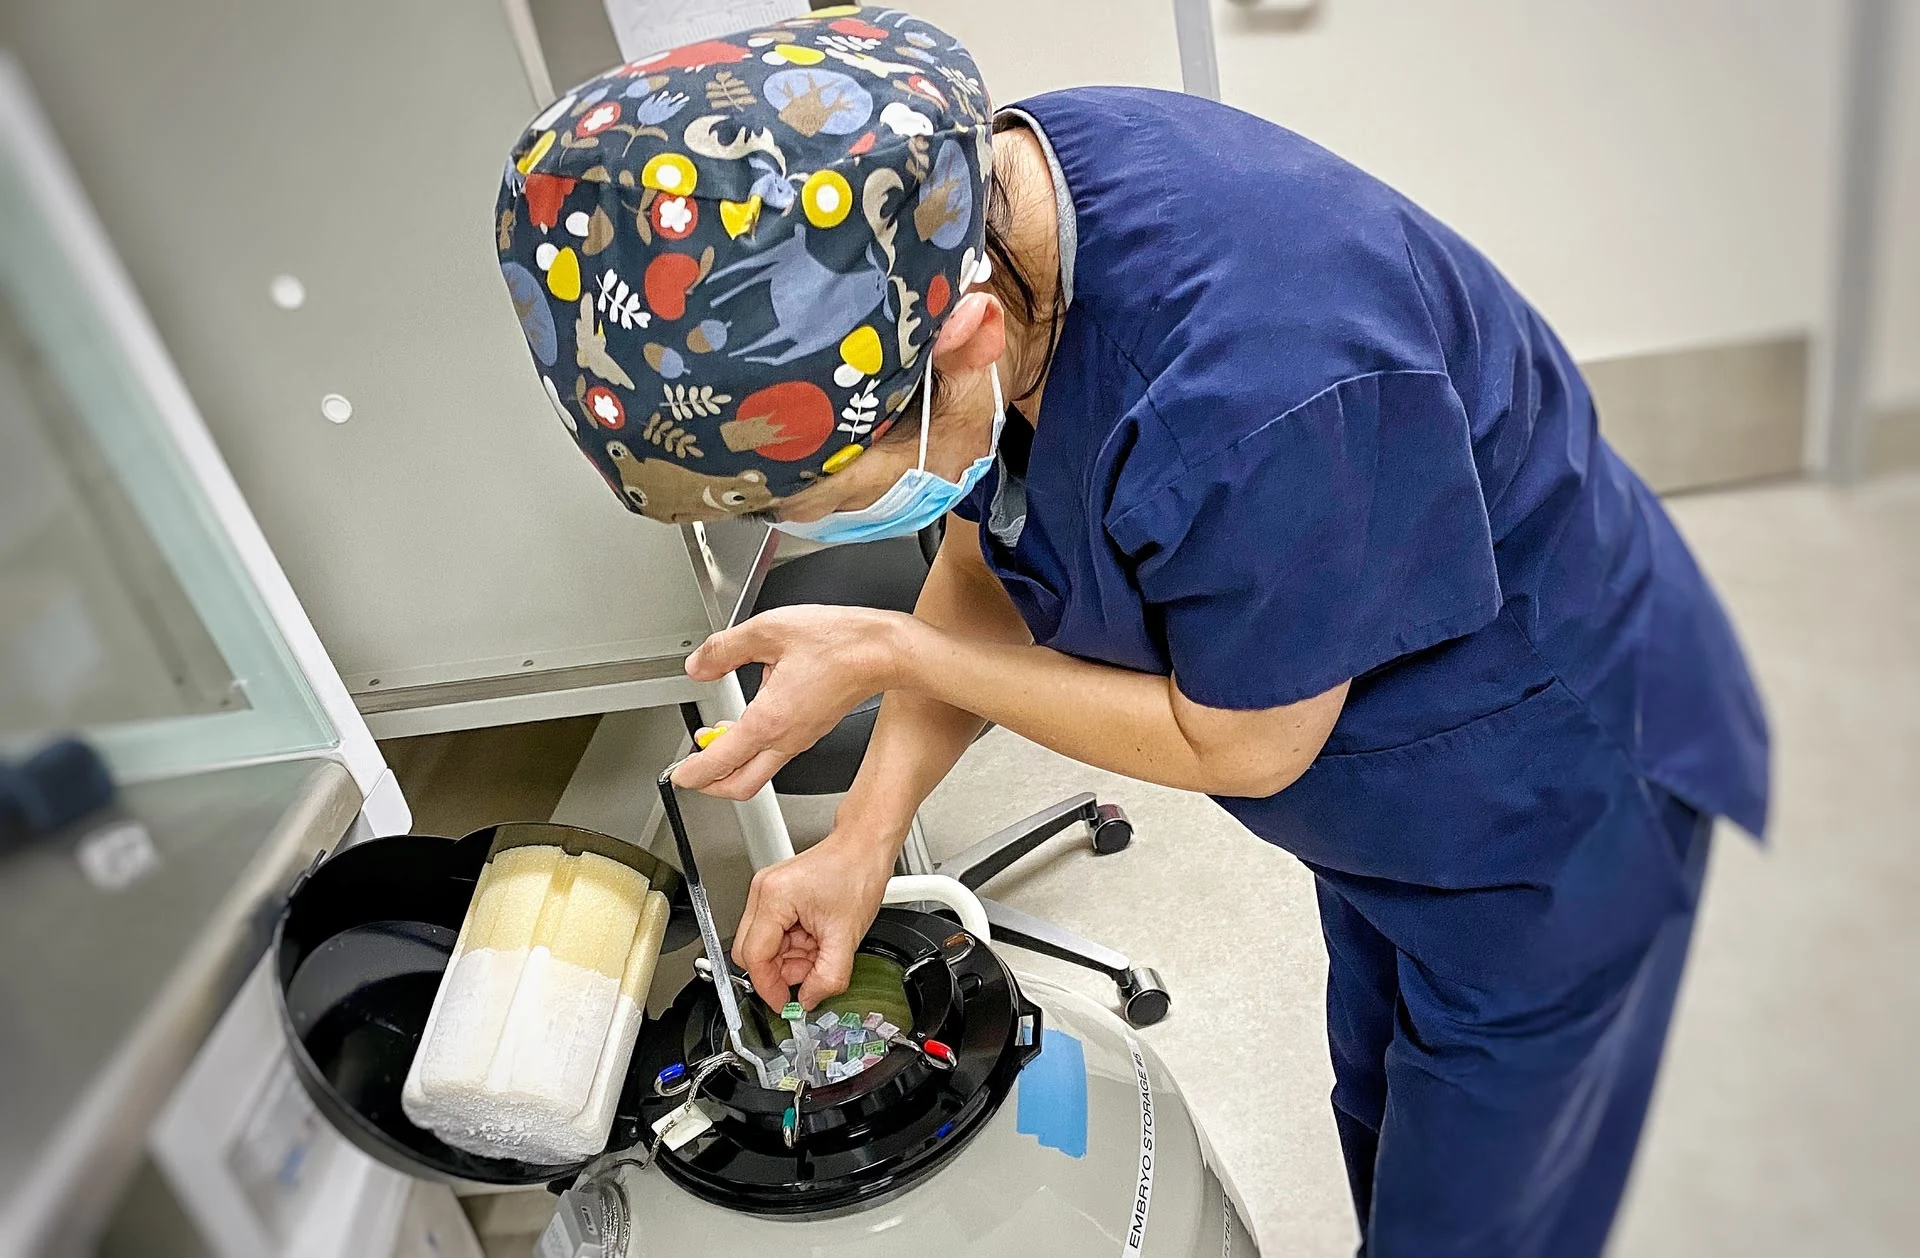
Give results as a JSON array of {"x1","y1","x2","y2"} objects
[{"x1": 656, "y1": 764, "x2": 787, "y2": 1090}]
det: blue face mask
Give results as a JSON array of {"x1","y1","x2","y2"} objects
[{"x1": 774, "y1": 363, "x2": 1004, "y2": 546}]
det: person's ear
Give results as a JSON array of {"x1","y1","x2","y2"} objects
[{"x1": 930, "y1": 292, "x2": 1004, "y2": 373}]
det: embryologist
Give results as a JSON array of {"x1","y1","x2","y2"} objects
[{"x1": 494, "y1": 8, "x2": 1769, "y2": 1255}]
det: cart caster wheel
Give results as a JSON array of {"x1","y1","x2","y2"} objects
[
  {"x1": 1090, "y1": 803, "x2": 1133, "y2": 855},
  {"x1": 1118, "y1": 967, "x2": 1171, "y2": 1027}
]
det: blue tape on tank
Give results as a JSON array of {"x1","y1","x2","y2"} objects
[{"x1": 1016, "y1": 1028, "x2": 1088, "y2": 1158}]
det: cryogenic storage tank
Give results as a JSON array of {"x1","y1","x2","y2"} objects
[{"x1": 272, "y1": 826, "x2": 1259, "y2": 1256}]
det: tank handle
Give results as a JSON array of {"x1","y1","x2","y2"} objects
[
  {"x1": 881, "y1": 874, "x2": 991, "y2": 942},
  {"x1": 1015, "y1": 994, "x2": 1045, "y2": 1071}
]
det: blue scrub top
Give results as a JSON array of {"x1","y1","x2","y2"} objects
[{"x1": 958, "y1": 89, "x2": 1769, "y2": 976}]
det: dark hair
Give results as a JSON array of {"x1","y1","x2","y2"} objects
[
  {"x1": 880, "y1": 132, "x2": 1065, "y2": 445},
  {"x1": 983, "y1": 114, "x2": 1068, "y2": 400}
]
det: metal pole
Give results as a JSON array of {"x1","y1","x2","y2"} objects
[
  {"x1": 696, "y1": 673, "x2": 797, "y2": 870},
  {"x1": 1172, "y1": 0, "x2": 1222, "y2": 100},
  {"x1": 680, "y1": 522, "x2": 790, "y2": 872},
  {"x1": 499, "y1": 0, "x2": 556, "y2": 104},
  {"x1": 1819, "y1": 0, "x2": 1898, "y2": 482}
]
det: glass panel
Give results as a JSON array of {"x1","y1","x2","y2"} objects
[{"x1": 0, "y1": 117, "x2": 335, "y2": 779}]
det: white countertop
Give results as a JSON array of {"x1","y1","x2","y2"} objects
[{"x1": 0, "y1": 757, "x2": 362, "y2": 1258}]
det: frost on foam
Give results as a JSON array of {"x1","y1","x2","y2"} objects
[{"x1": 402, "y1": 845, "x2": 672, "y2": 1164}]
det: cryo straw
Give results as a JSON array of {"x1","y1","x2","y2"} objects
[
  {"x1": 656, "y1": 764, "x2": 785, "y2": 1090},
  {"x1": 784, "y1": 998, "x2": 819, "y2": 1086}
]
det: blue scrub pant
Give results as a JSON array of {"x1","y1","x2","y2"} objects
[{"x1": 1316, "y1": 796, "x2": 1712, "y2": 1257}]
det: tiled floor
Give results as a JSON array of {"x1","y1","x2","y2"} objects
[{"x1": 895, "y1": 474, "x2": 1920, "y2": 1256}]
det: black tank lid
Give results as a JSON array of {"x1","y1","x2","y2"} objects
[{"x1": 627, "y1": 908, "x2": 1040, "y2": 1215}]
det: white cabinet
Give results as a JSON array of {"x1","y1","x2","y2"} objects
[{"x1": 0, "y1": 0, "x2": 713, "y2": 719}]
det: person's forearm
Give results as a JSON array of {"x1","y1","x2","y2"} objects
[
  {"x1": 834, "y1": 535, "x2": 1033, "y2": 848},
  {"x1": 888, "y1": 619, "x2": 1325, "y2": 797}
]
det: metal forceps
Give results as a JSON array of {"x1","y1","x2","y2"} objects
[{"x1": 656, "y1": 764, "x2": 785, "y2": 1090}]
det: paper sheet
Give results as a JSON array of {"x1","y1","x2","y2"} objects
[{"x1": 601, "y1": 0, "x2": 808, "y2": 64}]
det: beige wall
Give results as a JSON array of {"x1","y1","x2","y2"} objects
[
  {"x1": 1210, "y1": 0, "x2": 1844, "y2": 361},
  {"x1": 916, "y1": 0, "x2": 1845, "y2": 365},
  {"x1": 903, "y1": 0, "x2": 1185, "y2": 102}
]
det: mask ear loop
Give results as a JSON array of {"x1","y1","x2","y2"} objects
[
  {"x1": 916, "y1": 363, "x2": 934, "y2": 474},
  {"x1": 964, "y1": 252, "x2": 1004, "y2": 435},
  {"x1": 915, "y1": 252, "x2": 998, "y2": 476}
]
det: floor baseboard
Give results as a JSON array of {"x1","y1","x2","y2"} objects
[
  {"x1": 1580, "y1": 335, "x2": 1808, "y2": 494},
  {"x1": 1868, "y1": 402, "x2": 1920, "y2": 475}
]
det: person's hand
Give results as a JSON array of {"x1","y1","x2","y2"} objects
[
  {"x1": 672, "y1": 605, "x2": 915, "y2": 799},
  {"x1": 733, "y1": 829, "x2": 897, "y2": 1009}
]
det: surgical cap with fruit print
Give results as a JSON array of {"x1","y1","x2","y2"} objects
[{"x1": 497, "y1": 5, "x2": 992, "y2": 523}]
